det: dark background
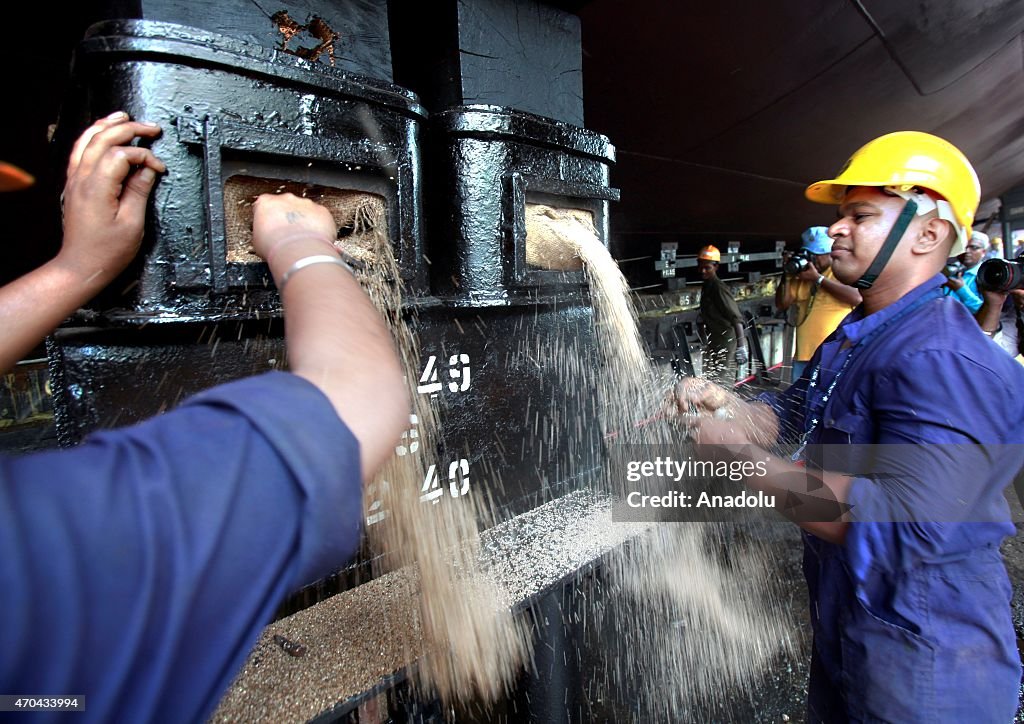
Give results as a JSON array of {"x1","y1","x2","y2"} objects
[{"x1": 3, "y1": 0, "x2": 1023, "y2": 290}]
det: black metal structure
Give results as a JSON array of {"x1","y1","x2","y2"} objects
[
  {"x1": 54, "y1": 19, "x2": 426, "y2": 321},
  {"x1": 389, "y1": 0, "x2": 585, "y2": 124},
  {"x1": 82, "y1": 0, "x2": 394, "y2": 81},
  {"x1": 47, "y1": 16, "x2": 617, "y2": 512},
  {"x1": 40, "y1": 14, "x2": 802, "y2": 719},
  {"x1": 45, "y1": 14, "x2": 628, "y2": 721},
  {"x1": 429, "y1": 105, "x2": 618, "y2": 300}
]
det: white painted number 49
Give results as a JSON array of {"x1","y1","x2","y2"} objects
[{"x1": 417, "y1": 354, "x2": 471, "y2": 395}]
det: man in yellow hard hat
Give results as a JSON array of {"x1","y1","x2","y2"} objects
[
  {"x1": 671, "y1": 131, "x2": 1024, "y2": 722},
  {"x1": 985, "y1": 235, "x2": 1004, "y2": 261},
  {"x1": 697, "y1": 244, "x2": 748, "y2": 384}
]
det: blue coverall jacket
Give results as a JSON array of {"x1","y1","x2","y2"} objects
[
  {"x1": 0, "y1": 373, "x2": 364, "y2": 722},
  {"x1": 762, "y1": 275, "x2": 1024, "y2": 722}
]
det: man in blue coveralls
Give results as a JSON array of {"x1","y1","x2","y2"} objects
[
  {"x1": 0, "y1": 113, "x2": 409, "y2": 721},
  {"x1": 671, "y1": 131, "x2": 1024, "y2": 722}
]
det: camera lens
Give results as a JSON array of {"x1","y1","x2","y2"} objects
[
  {"x1": 977, "y1": 258, "x2": 1024, "y2": 292},
  {"x1": 784, "y1": 251, "x2": 811, "y2": 276}
]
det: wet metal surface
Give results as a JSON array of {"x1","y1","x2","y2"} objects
[
  {"x1": 56, "y1": 19, "x2": 426, "y2": 321},
  {"x1": 211, "y1": 490, "x2": 653, "y2": 722},
  {"x1": 428, "y1": 105, "x2": 618, "y2": 301},
  {"x1": 211, "y1": 491, "x2": 820, "y2": 723},
  {"x1": 0, "y1": 360, "x2": 56, "y2": 455},
  {"x1": 48, "y1": 301, "x2": 603, "y2": 519},
  {"x1": 83, "y1": 1, "x2": 393, "y2": 80}
]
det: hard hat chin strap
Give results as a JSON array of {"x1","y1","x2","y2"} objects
[{"x1": 854, "y1": 198, "x2": 918, "y2": 290}]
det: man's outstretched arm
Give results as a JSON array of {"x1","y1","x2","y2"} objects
[
  {"x1": 0, "y1": 111, "x2": 165, "y2": 373},
  {"x1": 250, "y1": 193, "x2": 410, "y2": 482}
]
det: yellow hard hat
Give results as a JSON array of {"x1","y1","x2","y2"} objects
[
  {"x1": 805, "y1": 131, "x2": 980, "y2": 253},
  {"x1": 697, "y1": 245, "x2": 721, "y2": 262}
]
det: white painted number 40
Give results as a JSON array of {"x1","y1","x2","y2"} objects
[
  {"x1": 420, "y1": 459, "x2": 471, "y2": 504},
  {"x1": 367, "y1": 456, "x2": 472, "y2": 526}
]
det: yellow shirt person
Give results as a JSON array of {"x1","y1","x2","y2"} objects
[
  {"x1": 776, "y1": 227, "x2": 862, "y2": 378},
  {"x1": 789, "y1": 267, "x2": 858, "y2": 359}
]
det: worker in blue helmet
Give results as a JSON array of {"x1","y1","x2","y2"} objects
[
  {"x1": 776, "y1": 227, "x2": 861, "y2": 379},
  {"x1": 802, "y1": 226, "x2": 831, "y2": 252}
]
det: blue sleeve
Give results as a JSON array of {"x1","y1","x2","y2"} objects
[
  {"x1": 843, "y1": 350, "x2": 1017, "y2": 583},
  {"x1": 0, "y1": 371, "x2": 363, "y2": 723},
  {"x1": 755, "y1": 373, "x2": 809, "y2": 445},
  {"x1": 953, "y1": 279, "x2": 983, "y2": 313}
]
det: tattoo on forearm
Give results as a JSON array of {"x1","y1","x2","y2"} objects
[{"x1": 286, "y1": 211, "x2": 303, "y2": 224}]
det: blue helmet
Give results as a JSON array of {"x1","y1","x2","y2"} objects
[{"x1": 801, "y1": 226, "x2": 833, "y2": 255}]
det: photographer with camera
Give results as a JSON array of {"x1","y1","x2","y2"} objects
[
  {"x1": 975, "y1": 250, "x2": 1024, "y2": 361},
  {"x1": 941, "y1": 230, "x2": 988, "y2": 312},
  {"x1": 775, "y1": 226, "x2": 861, "y2": 379}
]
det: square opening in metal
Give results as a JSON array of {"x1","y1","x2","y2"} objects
[
  {"x1": 523, "y1": 202, "x2": 593, "y2": 272},
  {"x1": 223, "y1": 175, "x2": 389, "y2": 264}
]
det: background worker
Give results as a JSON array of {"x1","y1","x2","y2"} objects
[
  {"x1": 671, "y1": 131, "x2": 1024, "y2": 722},
  {"x1": 0, "y1": 113, "x2": 409, "y2": 722},
  {"x1": 775, "y1": 226, "x2": 861, "y2": 379},
  {"x1": 984, "y1": 235, "x2": 1004, "y2": 261},
  {"x1": 943, "y1": 229, "x2": 988, "y2": 312},
  {"x1": 697, "y1": 244, "x2": 748, "y2": 384}
]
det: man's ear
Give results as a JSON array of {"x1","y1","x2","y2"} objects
[{"x1": 911, "y1": 217, "x2": 954, "y2": 256}]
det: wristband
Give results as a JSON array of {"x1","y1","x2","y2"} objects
[
  {"x1": 815, "y1": 274, "x2": 825, "y2": 287},
  {"x1": 279, "y1": 254, "x2": 354, "y2": 291},
  {"x1": 264, "y1": 234, "x2": 338, "y2": 268}
]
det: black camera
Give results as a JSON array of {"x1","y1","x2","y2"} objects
[
  {"x1": 942, "y1": 259, "x2": 965, "y2": 279},
  {"x1": 784, "y1": 249, "x2": 815, "y2": 276},
  {"x1": 977, "y1": 255, "x2": 1024, "y2": 292}
]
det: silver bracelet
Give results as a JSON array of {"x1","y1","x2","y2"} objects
[{"x1": 279, "y1": 254, "x2": 354, "y2": 291}]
